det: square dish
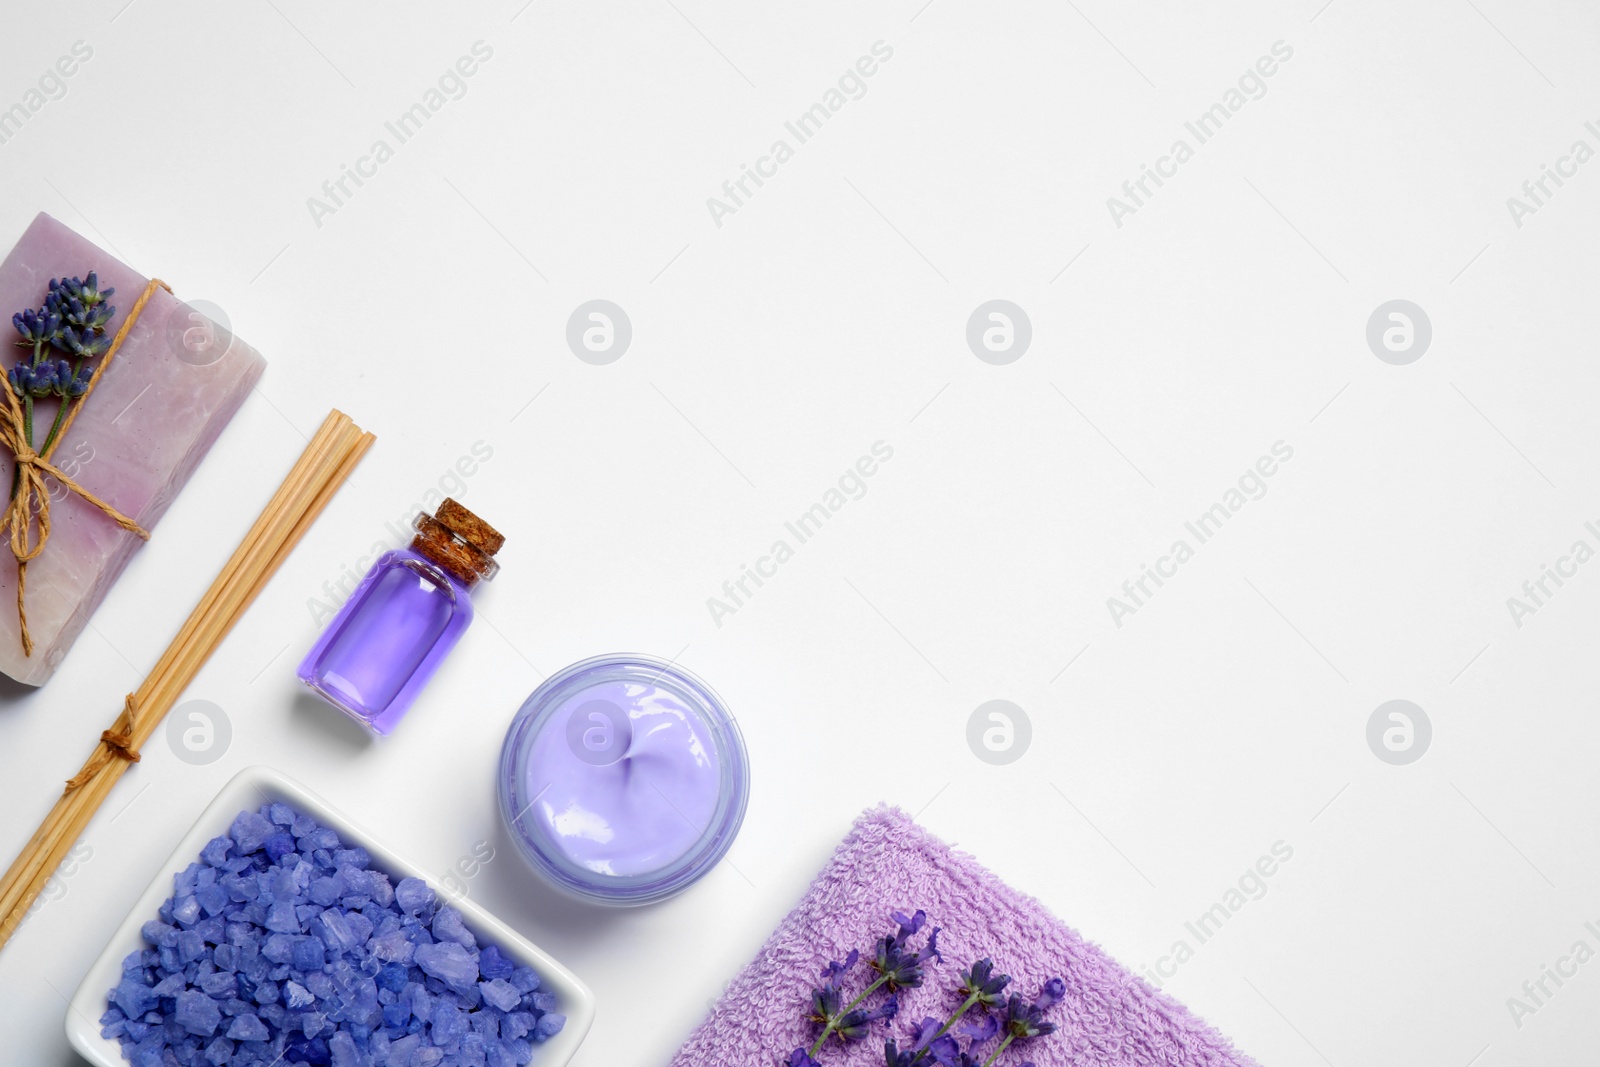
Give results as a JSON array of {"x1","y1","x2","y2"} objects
[{"x1": 66, "y1": 765, "x2": 595, "y2": 1067}]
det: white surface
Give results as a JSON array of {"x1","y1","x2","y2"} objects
[
  {"x1": 66, "y1": 767, "x2": 594, "y2": 1067},
  {"x1": 0, "y1": 2, "x2": 1596, "y2": 1066}
]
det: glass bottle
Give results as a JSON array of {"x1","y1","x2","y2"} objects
[{"x1": 298, "y1": 498, "x2": 503, "y2": 735}]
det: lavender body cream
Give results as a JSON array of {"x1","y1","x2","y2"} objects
[{"x1": 498, "y1": 655, "x2": 750, "y2": 906}]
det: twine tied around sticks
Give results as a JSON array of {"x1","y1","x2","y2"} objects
[
  {"x1": 63, "y1": 694, "x2": 142, "y2": 794},
  {"x1": 0, "y1": 279, "x2": 168, "y2": 655}
]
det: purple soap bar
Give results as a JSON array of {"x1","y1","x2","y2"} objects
[{"x1": 0, "y1": 213, "x2": 264, "y2": 685}]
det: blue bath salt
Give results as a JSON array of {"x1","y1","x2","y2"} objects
[{"x1": 101, "y1": 804, "x2": 565, "y2": 1067}]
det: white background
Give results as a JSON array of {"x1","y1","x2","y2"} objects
[{"x1": 1, "y1": 1, "x2": 1598, "y2": 1065}]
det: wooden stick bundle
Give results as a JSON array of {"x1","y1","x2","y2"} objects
[{"x1": 0, "y1": 408, "x2": 373, "y2": 953}]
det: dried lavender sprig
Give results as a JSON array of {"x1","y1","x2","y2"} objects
[
  {"x1": 941, "y1": 958, "x2": 1011, "y2": 1039},
  {"x1": 798, "y1": 910, "x2": 939, "y2": 1060},
  {"x1": 8, "y1": 270, "x2": 116, "y2": 497},
  {"x1": 971, "y1": 978, "x2": 1065, "y2": 1067},
  {"x1": 805, "y1": 961, "x2": 896, "y2": 1056},
  {"x1": 882, "y1": 959, "x2": 1013, "y2": 1067},
  {"x1": 870, "y1": 909, "x2": 942, "y2": 993},
  {"x1": 37, "y1": 272, "x2": 114, "y2": 459}
]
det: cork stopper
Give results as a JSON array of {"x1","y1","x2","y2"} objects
[
  {"x1": 436, "y1": 497, "x2": 505, "y2": 555},
  {"x1": 410, "y1": 498, "x2": 503, "y2": 586}
]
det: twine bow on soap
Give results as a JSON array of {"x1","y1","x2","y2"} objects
[{"x1": 0, "y1": 279, "x2": 169, "y2": 656}]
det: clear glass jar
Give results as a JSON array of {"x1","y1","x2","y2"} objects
[{"x1": 499, "y1": 654, "x2": 750, "y2": 906}]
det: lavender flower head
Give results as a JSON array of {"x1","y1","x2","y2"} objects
[
  {"x1": 836, "y1": 996, "x2": 899, "y2": 1040},
  {"x1": 9, "y1": 358, "x2": 91, "y2": 400},
  {"x1": 957, "y1": 958, "x2": 1011, "y2": 1009},
  {"x1": 1002, "y1": 977, "x2": 1067, "y2": 1040},
  {"x1": 808, "y1": 949, "x2": 860, "y2": 1028},
  {"x1": 884, "y1": 1017, "x2": 959, "y2": 1067},
  {"x1": 822, "y1": 949, "x2": 860, "y2": 984},
  {"x1": 870, "y1": 909, "x2": 941, "y2": 992},
  {"x1": 956, "y1": 1012, "x2": 999, "y2": 1045},
  {"x1": 7, "y1": 269, "x2": 117, "y2": 466},
  {"x1": 12, "y1": 271, "x2": 115, "y2": 348},
  {"x1": 10, "y1": 269, "x2": 116, "y2": 400},
  {"x1": 12, "y1": 306, "x2": 60, "y2": 347}
]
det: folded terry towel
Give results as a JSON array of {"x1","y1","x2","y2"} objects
[{"x1": 670, "y1": 806, "x2": 1259, "y2": 1067}]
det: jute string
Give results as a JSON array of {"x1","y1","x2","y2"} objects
[
  {"x1": 0, "y1": 278, "x2": 166, "y2": 658},
  {"x1": 63, "y1": 694, "x2": 142, "y2": 793}
]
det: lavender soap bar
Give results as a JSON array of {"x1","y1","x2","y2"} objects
[{"x1": 0, "y1": 213, "x2": 264, "y2": 685}]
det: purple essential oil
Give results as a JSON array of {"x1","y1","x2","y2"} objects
[{"x1": 298, "y1": 499, "x2": 504, "y2": 735}]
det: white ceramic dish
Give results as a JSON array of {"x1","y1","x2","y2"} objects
[{"x1": 67, "y1": 765, "x2": 594, "y2": 1067}]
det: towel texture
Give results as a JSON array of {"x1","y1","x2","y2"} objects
[{"x1": 670, "y1": 806, "x2": 1259, "y2": 1067}]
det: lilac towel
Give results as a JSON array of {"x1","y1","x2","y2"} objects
[{"x1": 670, "y1": 806, "x2": 1259, "y2": 1067}]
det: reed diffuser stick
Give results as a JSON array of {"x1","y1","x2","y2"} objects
[{"x1": 0, "y1": 409, "x2": 373, "y2": 952}]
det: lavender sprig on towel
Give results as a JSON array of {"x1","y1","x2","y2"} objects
[{"x1": 790, "y1": 910, "x2": 1061, "y2": 1067}]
